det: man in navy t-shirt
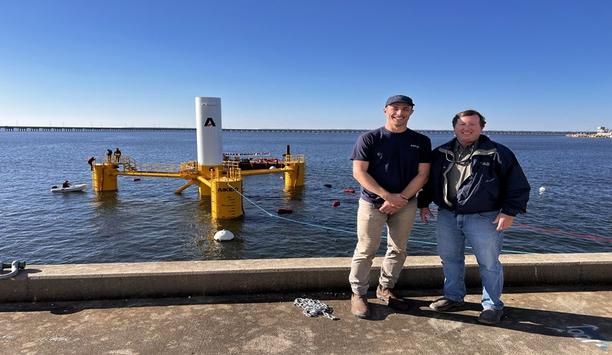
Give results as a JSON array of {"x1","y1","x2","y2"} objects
[{"x1": 349, "y1": 95, "x2": 431, "y2": 318}]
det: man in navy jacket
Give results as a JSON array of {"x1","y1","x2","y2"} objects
[{"x1": 418, "y1": 109, "x2": 530, "y2": 325}]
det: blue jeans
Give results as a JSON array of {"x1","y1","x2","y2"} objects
[{"x1": 436, "y1": 209, "x2": 504, "y2": 310}]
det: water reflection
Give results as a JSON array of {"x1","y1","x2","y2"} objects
[
  {"x1": 283, "y1": 186, "x2": 305, "y2": 201},
  {"x1": 92, "y1": 191, "x2": 119, "y2": 208},
  {"x1": 192, "y1": 199, "x2": 245, "y2": 260}
]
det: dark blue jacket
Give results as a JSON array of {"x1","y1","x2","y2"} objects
[{"x1": 417, "y1": 135, "x2": 530, "y2": 216}]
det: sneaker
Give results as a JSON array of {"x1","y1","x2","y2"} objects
[
  {"x1": 429, "y1": 297, "x2": 465, "y2": 312},
  {"x1": 350, "y1": 293, "x2": 369, "y2": 318},
  {"x1": 478, "y1": 308, "x2": 503, "y2": 325}
]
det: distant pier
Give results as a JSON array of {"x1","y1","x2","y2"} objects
[
  {"x1": 0, "y1": 126, "x2": 576, "y2": 135},
  {"x1": 0, "y1": 126, "x2": 193, "y2": 132}
]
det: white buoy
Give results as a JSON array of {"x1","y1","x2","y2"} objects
[
  {"x1": 538, "y1": 186, "x2": 546, "y2": 194},
  {"x1": 269, "y1": 166, "x2": 276, "y2": 169},
  {"x1": 213, "y1": 229, "x2": 235, "y2": 241}
]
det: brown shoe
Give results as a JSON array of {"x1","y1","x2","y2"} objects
[
  {"x1": 377, "y1": 285, "x2": 410, "y2": 310},
  {"x1": 376, "y1": 285, "x2": 399, "y2": 304},
  {"x1": 350, "y1": 293, "x2": 369, "y2": 318}
]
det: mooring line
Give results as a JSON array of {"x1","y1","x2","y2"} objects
[
  {"x1": 227, "y1": 184, "x2": 527, "y2": 254},
  {"x1": 229, "y1": 184, "x2": 355, "y2": 234}
]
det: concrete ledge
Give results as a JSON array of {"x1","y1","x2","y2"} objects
[{"x1": 1, "y1": 253, "x2": 610, "y2": 302}]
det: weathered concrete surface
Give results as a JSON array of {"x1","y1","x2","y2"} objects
[
  {"x1": 2, "y1": 253, "x2": 611, "y2": 302},
  {"x1": 0, "y1": 286, "x2": 609, "y2": 354}
]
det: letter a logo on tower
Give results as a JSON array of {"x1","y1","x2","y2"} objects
[{"x1": 204, "y1": 117, "x2": 216, "y2": 127}]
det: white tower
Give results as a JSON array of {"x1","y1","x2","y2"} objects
[{"x1": 195, "y1": 97, "x2": 223, "y2": 166}]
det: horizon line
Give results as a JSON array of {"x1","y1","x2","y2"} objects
[{"x1": 0, "y1": 125, "x2": 588, "y2": 134}]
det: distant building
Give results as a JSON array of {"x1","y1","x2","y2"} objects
[{"x1": 568, "y1": 126, "x2": 611, "y2": 138}]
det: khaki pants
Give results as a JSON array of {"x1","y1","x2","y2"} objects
[{"x1": 349, "y1": 198, "x2": 417, "y2": 295}]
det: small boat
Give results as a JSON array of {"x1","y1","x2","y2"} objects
[{"x1": 50, "y1": 184, "x2": 87, "y2": 193}]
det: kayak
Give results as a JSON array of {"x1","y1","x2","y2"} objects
[{"x1": 50, "y1": 184, "x2": 87, "y2": 193}]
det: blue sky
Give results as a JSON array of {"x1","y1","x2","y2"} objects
[{"x1": 0, "y1": 0, "x2": 610, "y2": 130}]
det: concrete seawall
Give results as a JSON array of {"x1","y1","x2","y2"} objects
[{"x1": 1, "y1": 253, "x2": 610, "y2": 302}]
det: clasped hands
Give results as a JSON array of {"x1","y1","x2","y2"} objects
[{"x1": 379, "y1": 193, "x2": 410, "y2": 215}]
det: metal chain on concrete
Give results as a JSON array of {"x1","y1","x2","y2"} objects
[{"x1": 293, "y1": 298, "x2": 339, "y2": 320}]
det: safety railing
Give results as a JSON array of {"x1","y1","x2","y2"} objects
[
  {"x1": 179, "y1": 161, "x2": 199, "y2": 175},
  {"x1": 134, "y1": 163, "x2": 182, "y2": 173},
  {"x1": 119, "y1": 156, "x2": 138, "y2": 171},
  {"x1": 103, "y1": 156, "x2": 243, "y2": 179},
  {"x1": 283, "y1": 154, "x2": 305, "y2": 163},
  {"x1": 217, "y1": 161, "x2": 241, "y2": 180}
]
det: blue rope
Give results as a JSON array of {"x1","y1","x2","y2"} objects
[{"x1": 227, "y1": 184, "x2": 527, "y2": 254}]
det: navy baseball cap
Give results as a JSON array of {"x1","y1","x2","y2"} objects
[{"x1": 385, "y1": 95, "x2": 414, "y2": 107}]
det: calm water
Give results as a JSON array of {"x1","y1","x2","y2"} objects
[{"x1": 1, "y1": 130, "x2": 610, "y2": 264}]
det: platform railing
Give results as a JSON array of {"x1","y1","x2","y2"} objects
[
  {"x1": 179, "y1": 161, "x2": 199, "y2": 175},
  {"x1": 218, "y1": 161, "x2": 241, "y2": 180},
  {"x1": 284, "y1": 154, "x2": 305, "y2": 163}
]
